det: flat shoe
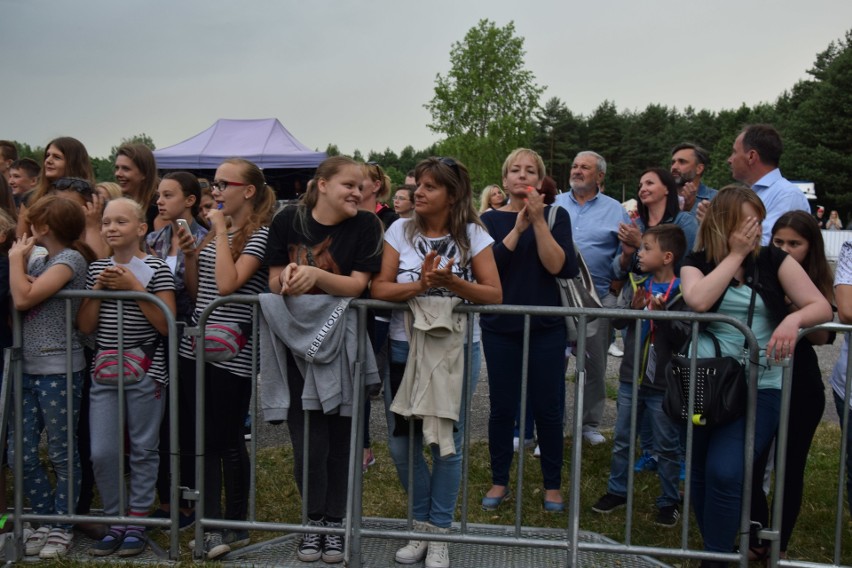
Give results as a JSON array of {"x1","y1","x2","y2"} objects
[
  {"x1": 481, "y1": 488, "x2": 512, "y2": 511},
  {"x1": 543, "y1": 499, "x2": 565, "y2": 513}
]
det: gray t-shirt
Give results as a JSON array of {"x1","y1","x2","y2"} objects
[{"x1": 22, "y1": 248, "x2": 88, "y2": 374}]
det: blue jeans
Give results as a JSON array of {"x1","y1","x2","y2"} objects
[
  {"x1": 7, "y1": 371, "x2": 84, "y2": 529},
  {"x1": 482, "y1": 326, "x2": 567, "y2": 490},
  {"x1": 608, "y1": 383, "x2": 680, "y2": 508},
  {"x1": 384, "y1": 339, "x2": 480, "y2": 529},
  {"x1": 690, "y1": 388, "x2": 780, "y2": 552}
]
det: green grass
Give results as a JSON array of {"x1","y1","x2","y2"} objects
[
  {"x1": 242, "y1": 423, "x2": 850, "y2": 566},
  {"x1": 11, "y1": 422, "x2": 852, "y2": 566}
]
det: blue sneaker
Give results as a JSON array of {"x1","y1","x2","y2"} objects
[{"x1": 634, "y1": 452, "x2": 658, "y2": 473}]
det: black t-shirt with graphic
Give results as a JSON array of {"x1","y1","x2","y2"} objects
[{"x1": 265, "y1": 206, "x2": 383, "y2": 292}]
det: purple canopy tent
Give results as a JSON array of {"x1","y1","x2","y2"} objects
[{"x1": 153, "y1": 118, "x2": 326, "y2": 198}]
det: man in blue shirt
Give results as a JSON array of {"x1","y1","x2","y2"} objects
[
  {"x1": 728, "y1": 124, "x2": 810, "y2": 244},
  {"x1": 554, "y1": 151, "x2": 630, "y2": 445},
  {"x1": 671, "y1": 143, "x2": 716, "y2": 218}
]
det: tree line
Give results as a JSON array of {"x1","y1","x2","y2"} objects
[{"x1": 9, "y1": 24, "x2": 851, "y2": 218}]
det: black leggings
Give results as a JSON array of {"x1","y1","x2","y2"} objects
[{"x1": 750, "y1": 341, "x2": 825, "y2": 552}]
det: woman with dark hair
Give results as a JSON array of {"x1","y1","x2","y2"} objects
[
  {"x1": 615, "y1": 167, "x2": 697, "y2": 275},
  {"x1": 114, "y1": 143, "x2": 159, "y2": 230},
  {"x1": 748, "y1": 210, "x2": 834, "y2": 561},
  {"x1": 372, "y1": 156, "x2": 501, "y2": 567},
  {"x1": 480, "y1": 148, "x2": 578, "y2": 514},
  {"x1": 17, "y1": 136, "x2": 95, "y2": 237}
]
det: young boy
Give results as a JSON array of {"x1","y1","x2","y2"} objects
[{"x1": 591, "y1": 224, "x2": 689, "y2": 527}]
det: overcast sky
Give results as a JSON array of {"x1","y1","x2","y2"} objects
[{"x1": 2, "y1": 0, "x2": 851, "y2": 159}]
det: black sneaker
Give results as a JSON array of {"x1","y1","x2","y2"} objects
[
  {"x1": 321, "y1": 521, "x2": 344, "y2": 564},
  {"x1": 591, "y1": 493, "x2": 627, "y2": 513},
  {"x1": 297, "y1": 520, "x2": 324, "y2": 562},
  {"x1": 655, "y1": 504, "x2": 680, "y2": 527}
]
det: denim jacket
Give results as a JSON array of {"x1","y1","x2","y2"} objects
[{"x1": 146, "y1": 220, "x2": 208, "y2": 322}]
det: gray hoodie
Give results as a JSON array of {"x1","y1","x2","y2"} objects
[{"x1": 259, "y1": 293, "x2": 379, "y2": 421}]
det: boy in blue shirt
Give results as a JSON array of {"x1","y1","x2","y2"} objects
[{"x1": 591, "y1": 224, "x2": 689, "y2": 527}]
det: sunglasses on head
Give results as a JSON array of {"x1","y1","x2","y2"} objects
[
  {"x1": 437, "y1": 157, "x2": 461, "y2": 179},
  {"x1": 53, "y1": 177, "x2": 94, "y2": 197}
]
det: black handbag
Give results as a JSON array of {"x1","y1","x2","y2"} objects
[{"x1": 663, "y1": 268, "x2": 758, "y2": 427}]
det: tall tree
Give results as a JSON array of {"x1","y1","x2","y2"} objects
[
  {"x1": 425, "y1": 19, "x2": 544, "y2": 189},
  {"x1": 783, "y1": 30, "x2": 852, "y2": 209},
  {"x1": 532, "y1": 97, "x2": 580, "y2": 189}
]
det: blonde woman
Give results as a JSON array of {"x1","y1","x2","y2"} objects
[{"x1": 479, "y1": 184, "x2": 506, "y2": 213}]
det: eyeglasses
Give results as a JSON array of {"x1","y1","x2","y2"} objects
[
  {"x1": 53, "y1": 177, "x2": 93, "y2": 197},
  {"x1": 393, "y1": 195, "x2": 411, "y2": 201},
  {"x1": 211, "y1": 179, "x2": 249, "y2": 192}
]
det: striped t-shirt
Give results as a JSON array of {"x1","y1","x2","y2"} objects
[
  {"x1": 179, "y1": 227, "x2": 269, "y2": 378},
  {"x1": 86, "y1": 255, "x2": 176, "y2": 384}
]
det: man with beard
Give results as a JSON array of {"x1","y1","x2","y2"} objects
[
  {"x1": 670, "y1": 143, "x2": 716, "y2": 218},
  {"x1": 554, "y1": 151, "x2": 630, "y2": 445}
]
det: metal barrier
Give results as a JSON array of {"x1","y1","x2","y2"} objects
[
  {"x1": 2, "y1": 290, "x2": 182, "y2": 561},
  {"x1": 2, "y1": 292, "x2": 850, "y2": 567}
]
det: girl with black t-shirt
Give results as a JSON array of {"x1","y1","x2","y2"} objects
[{"x1": 266, "y1": 156, "x2": 383, "y2": 565}]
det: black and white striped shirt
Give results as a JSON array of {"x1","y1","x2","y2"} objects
[
  {"x1": 86, "y1": 256, "x2": 176, "y2": 384},
  {"x1": 179, "y1": 227, "x2": 269, "y2": 378}
]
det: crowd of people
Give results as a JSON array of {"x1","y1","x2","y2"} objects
[{"x1": 0, "y1": 123, "x2": 844, "y2": 567}]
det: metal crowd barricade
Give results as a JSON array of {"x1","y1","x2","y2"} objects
[
  {"x1": 4, "y1": 291, "x2": 852, "y2": 567},
  {"x1": 3, "y1": 289, "x2": 182, "y2": 561}
]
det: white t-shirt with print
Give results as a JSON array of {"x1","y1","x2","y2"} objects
[
  {"x1": 385, "y1": 218, "x2": 493, "y2": 342},
  {"x1": 831, "y1": 241, "x2": 852, "y2": 404}
]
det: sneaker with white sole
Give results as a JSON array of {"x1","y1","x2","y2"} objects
[
  {"x1": 321, "y1": 520, "x2": 344, "y2": 564},
  {"x1": 25, "y1": 526, "x2": 50, "y2": 556},
  {"x1": 395, "y1": 520, "x2": 431, "y2": 564},
  {"x1": 424, "y1": 527, "x2": 450, "y2": 568},
  {"x1": 297, "y1": 519, "x2": 324, "y2": 562},
  {"x1": 582, "y1": 429, "x2": 606, "y2": 445},
  {"x1": 655, "y1": 504, "x2": 680, "y2": 527},
  {"x1": 39, "y1": 528, "x2": 73, "y2": 559},
  {"x1": 608, "y1": 342, "x2": 624, "y2": 357},
  {"x1": 202, "y1": 531, "x2": 230, "y2": 560}
]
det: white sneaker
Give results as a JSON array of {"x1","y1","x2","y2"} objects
[
  {"x1": 582, "y1": 429, "x2": 606, "y2": 445},
  {"x1": 395, "y1": 520, "x2": 430, "y2": 564},
  {"x1": 608, "y1": 342, "x2": 624, "y2": 357},
  {"x1": 425, "y1": 540, "x2": 449, "y2": 568},
  {"x1": 533, "y1": 445, "x2": 541, "y2": 458},
  {"x1": 25, "y1": 526, "x2": 50, "y2": 556},
  {"x1": 39, "y1": 528, "x2": 73, "y2": 559},
  {"x1": 512, "y1": 436, "x2": 520, "y2": 452}
]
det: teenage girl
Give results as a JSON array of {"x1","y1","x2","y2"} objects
[
  {"x1": 266, "y1": 156, "x2": 384, "y2": 565},
  {"x1": 146, "y1": 172, "x2": 209, "y2": 527},
  {"x1": 77, "y1": 198, "x2": 176, "y2": 557},
  {"x1": 178, "y1": 158, "x2": 275, "y2": 560},
  {"x1": 749, "y1": 211, "x2": 834, "y2": 560},
  {"x1": 7, "y1": 196, "x2": 95, "y2": 558}
]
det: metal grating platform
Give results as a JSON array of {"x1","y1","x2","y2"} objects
[
  {"x1": 222, "y1": 518, "x2": 672, "y2": 568},
  {"x1": 0, "y1": 519, "x2": 673, "y2": 566}
]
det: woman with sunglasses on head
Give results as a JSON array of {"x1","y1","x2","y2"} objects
[
  {"x1": 679, "y1": 186, "x2": 831, "y2": 565},
  {"x1": 265, "y1": 156, "x2": 384, "y2": 564},
  {"x1": 747, "y1": 210, "x2": 834, "y2": 561},
  {"x1": 177, "y1": 158, "x2": 276, "y2": 560},
  {"x1": 479, "y1": 148, "x2": 578, "y2": 514},
  {"x1": 372, "y1": 156, "x2": 501, "y2": 567}
]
